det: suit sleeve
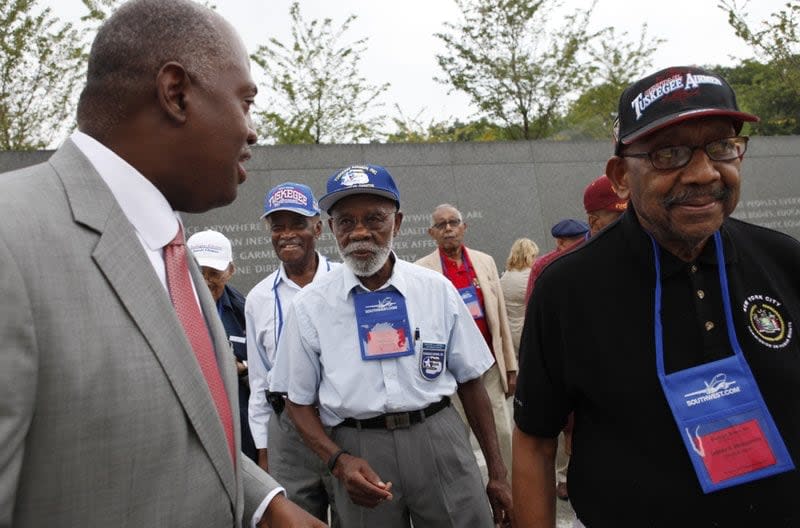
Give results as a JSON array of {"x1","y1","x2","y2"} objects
[
  {"x1": 240, "y1": 454, "x2": 282, "y2": 522},
  {"x1": 0, "y1": 234, "x2": 38, "y2": 525}
]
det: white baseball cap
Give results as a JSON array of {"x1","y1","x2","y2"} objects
[{"x1": 186, "y1": 230, "x2": 233, "y2": 271}]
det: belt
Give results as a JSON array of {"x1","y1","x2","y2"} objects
[{"x1": 339, "y1": 397, "x2": 450, "y2": 430}]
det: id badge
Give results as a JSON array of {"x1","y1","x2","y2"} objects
[
  {"x1": 662, "y1": 355, "x2": 794, "y2": 493},
  {"x1": 458, "y1": 285, "x2": 485, "y2": 320},
  {"x1": 651, "y1": 231, "x2": 794, "y2": 494},
  {"x1": 353, "y1": 290, "x2": 414, "y2": 361}
]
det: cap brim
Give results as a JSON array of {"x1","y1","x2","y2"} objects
[
  {"x1": 318, "y1": 188, "x2": 399, "y2": 213},
  {"x1": 260, "y1": 206, "x2": 319, "y2": 219},
  {"x1": 195, "y1": 256, "x2": 230, "y2": 271},
  {"x1": 620, "y1": 108, "x2": 760, "y2": 146}
]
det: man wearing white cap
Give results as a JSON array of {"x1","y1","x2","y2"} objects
[
  {"x1": 245, "y1": 182, "x2": 340, "y2": 525},
  {"x1": 187, "y1": 229, "x2": 257, "y2": 463}
]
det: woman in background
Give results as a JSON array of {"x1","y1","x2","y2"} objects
[{"x1": 499, "y1": 238, "x2": 539, "y2": 361}]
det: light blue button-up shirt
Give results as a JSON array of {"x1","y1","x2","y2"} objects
[
  {"x1": 245, "y1": 253, "x2": 337, "y2": 448},
  {"x1": 280, "y1": 255, "x2": 495, "y2": 427}
]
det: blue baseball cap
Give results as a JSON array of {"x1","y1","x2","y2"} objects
[
  {"x1": 261, "y1": 182, "x2": 320, "y2": 219},
  {"x1": 551, "y1": 219, "x2": 589, "y2": 238},
  {"x1": 318, "y1": 165, "x2": 400, "y2": 213}
]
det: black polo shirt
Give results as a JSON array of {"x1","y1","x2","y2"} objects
[{"x1": 514, "y1": 207, "x2": 800, "y2": 527}]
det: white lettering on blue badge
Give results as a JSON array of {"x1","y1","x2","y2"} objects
[
  {"x1": 683, "y1": 373, "x2": 742, "y2": 407},
  {"x1": 420, "y1": 342, "x2": 446, "y2": 380}
]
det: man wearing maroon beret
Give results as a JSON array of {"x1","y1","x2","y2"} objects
[{"x1": 583, "y1": 174, "x2": 628, "y2": 236}]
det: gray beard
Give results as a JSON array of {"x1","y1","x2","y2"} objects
[{"x1": 338, "y1": 234, "x2": 393, "y2": 277}]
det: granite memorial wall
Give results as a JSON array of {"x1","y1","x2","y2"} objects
[{"x1": 3, "y1": 136, "x2": 799, "y2": 294}]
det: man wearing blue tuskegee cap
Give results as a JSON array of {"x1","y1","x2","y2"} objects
[
  {"x1": 246, "y1": 182, "x2": 341, "y2": 525},
  {"x1": 279, "y1": 165, "x2": 514, "y2": 527}
]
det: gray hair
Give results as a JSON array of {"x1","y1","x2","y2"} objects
[
  {"x1": 431, "y1": 203, "x2": 463, "y2": 225},
  {"x1": 77, "y1": 0, "x2": 232, "y2": 137}
]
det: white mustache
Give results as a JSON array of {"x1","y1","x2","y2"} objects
[{"x1": 343, "y1": 241, "x2": 379, "y2": 255}]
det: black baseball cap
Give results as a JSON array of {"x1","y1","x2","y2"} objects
[{"x1": 613, "y1": 66, "x2": 759, "y2": 154}]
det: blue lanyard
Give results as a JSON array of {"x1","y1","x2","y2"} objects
[
  {"x1": 650, "y1": 231, "x2": 794, "y2": 492},
  {"x1": 651, "y1": 231, "x2": 748, "y2": 373},
  {"x1": 272, "y1": 257, "x2": 330, "y2": 348}
]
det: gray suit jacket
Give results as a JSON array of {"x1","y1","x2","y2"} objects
[{"x1": 0, "y1": 140, "x2": 279, "y2": 526}]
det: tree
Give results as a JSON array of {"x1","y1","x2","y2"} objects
[
  {"x1": 556, "y1": 27, "x2": 663, "y2": 140},
  {"x1": 0, "y1": 0, "x2": 83, "y2": 150},
  {"x1": 436, "y1": 0, "x2": 660, "y2": 141},
  {"x1": 718, "y1": 0, "x2": 800, "y2": 134},
  {"x1": 386, "y1": 105, "x2": 509, "y2": 143},
  {"x1": 714, "y1": 59, "x2": 800, "y2": 135},
  {"x1": 251, "y1": 2, "x2": 388, "y2": 144}
]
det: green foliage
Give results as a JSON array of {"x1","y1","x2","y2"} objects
[
  {"x1": 436, "y1": 0, "x2": 603, "y2": 140},
  {"x1": 435, "y1": 0, "x2": 657, "y2": 142},
  {"x1": 557, "y1": 26, "x2": 663, "y2": 141},
  {"x1": 251, "y1": 2, "x2": 388, "y2": 144},
  {"x1": 387, "y1": 107, "x2": 509, "y2": 142},
  {"x1": 718, "y1": 1, "x2": 800, "y2": 135},
  {"x1": 714, "y1": 59, "x2": 800, "y2": 135},
  {"x1": 0, "y1": 0, "x2": 83, "y2": 150}
]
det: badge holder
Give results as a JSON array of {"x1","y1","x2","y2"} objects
[
  {"x1": 440, "y1": 251, "x2": 485, "y2": 321},
  {"x1": 459, "y1": 285, "x2": 485, "y2": 320},
  {"x1": 353, "y1": 290, "x2": 414, "y2": 361},
  {"x1": 650, "y1": 232, "x2": 794, "y2": 493}
]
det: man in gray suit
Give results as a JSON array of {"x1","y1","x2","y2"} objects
[{"x1": 0, "y1": 1, "x2": 324, "y2": 526}]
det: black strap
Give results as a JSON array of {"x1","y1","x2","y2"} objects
[
  {"x1": 338, "y1": 396, "x2": 450, "y2": 430},
  {"x1": 327, "y1": 448, "x2": 349, "y2": 472}
]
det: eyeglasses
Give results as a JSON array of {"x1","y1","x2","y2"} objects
[
  {"x1": 332, "y1": 211, "x2": 395, "y2": 233},
  {"x1": 432, "y1": 219, "x2": 462, "y2": 231},
  {"x1": 621, "y1": 136, "x2": 749, "y2": 170}
]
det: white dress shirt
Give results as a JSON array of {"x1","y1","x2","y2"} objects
[
  {"x1": 69, "y1": 131, "x2": 280, "y2": 527},
  {"x1": 245, "y1": 253, "x2": 337, "y2": 448},
  {"x1": 281, "y1": 255, "x2": 496, "y2": 427}
]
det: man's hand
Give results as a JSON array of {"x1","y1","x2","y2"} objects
[
  {"x1": 505, "y1": 371, "x2": 517, "y2": 399},
  {"x1": 258, "y1": 448, "x2": 269, "y2": 472},
  {"x1": 487, "y1": 477, "x2": 513, "y2": 527},
  {"x1": 332, "y1": 452, "x2": 393, "y2": 508},
  {"x1": 236, "y1": 359, "x2": 248, "y2": 376},
  {"x1": 257, "y1": 492, "x2": 327, "y2": 527}
]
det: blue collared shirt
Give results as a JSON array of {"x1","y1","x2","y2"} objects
[
  {"x1": 245, "y1": 253, "x2": 336, "y2": 448},
  {"x1": 280, "y1": 256, "x2": 495, "y2": 427}
]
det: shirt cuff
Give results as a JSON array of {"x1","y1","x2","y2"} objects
[{"x1": 250, "y1": 487, "x2": 285, "y2": 528}]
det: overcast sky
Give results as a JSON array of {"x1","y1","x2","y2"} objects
[{"x1": 46, "y1": 0, "x2": 785, "y2": 126}]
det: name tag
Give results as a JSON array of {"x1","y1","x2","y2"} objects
[
  {"x1": 663, "y1": 356, "x2": 793, "y2": 493},
  {"x1": 459, "y1": 285, "x2": 484, "y2": 320},
  {"x1": 354, "y1": 290, "x2": 414, "y2": 361}
]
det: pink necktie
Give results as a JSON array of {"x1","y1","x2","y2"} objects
[{"x1": 164, "y1": 225, "x2": 235, "y2": 464}]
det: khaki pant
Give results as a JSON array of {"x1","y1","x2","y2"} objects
[{"x1": 452, "y1": 363, "x2": 514, "y2": 479}]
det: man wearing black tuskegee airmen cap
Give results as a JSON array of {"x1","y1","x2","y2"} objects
[{"x1": 513, "y1": 66, "x2": 800, "y2": 527}]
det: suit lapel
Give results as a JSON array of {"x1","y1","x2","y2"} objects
[{"x1": 50, "y1": 141, "x2": 237, "y2": 503}]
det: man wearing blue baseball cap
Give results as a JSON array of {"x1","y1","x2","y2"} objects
[
  {"x1": 279, "y1": 165, "x2": 513, "y2": 527},
  {"x1": 514, "y1": 66, "x2": 800, "y2": 527},
  {"x1": 524, "y1": 218, "x2": 589, "y2": 304},
  {"x1": 245, "y1": 182, "x2": 340, "y2": 525}
]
